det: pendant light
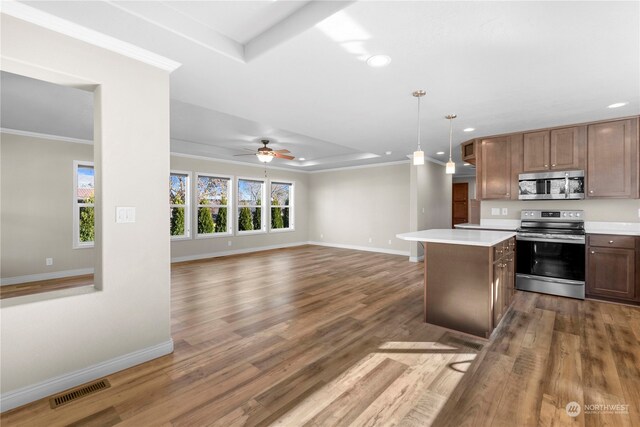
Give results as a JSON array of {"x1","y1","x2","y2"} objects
[
  {"x1": 445, "y1": 114, "x2": 457, "y2": 174},
  {"x1": 412, "y1": 90, "x2": 426, "y2": 165}
]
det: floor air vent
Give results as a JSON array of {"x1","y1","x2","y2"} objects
[{"x1": 50, "y1": 379, "x2": 111, "y2": 409}]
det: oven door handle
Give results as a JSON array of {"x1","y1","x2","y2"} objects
[{"x1": 516, "y1": 236, "x2": 585, "y2": 244}]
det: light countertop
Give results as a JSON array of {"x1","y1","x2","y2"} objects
[
  {"x1": 397, "y1": 229, "x2": 516, "y2": 247},
  {"x1": 454, "y1": 223, "x2": 518, "y2": 231}
]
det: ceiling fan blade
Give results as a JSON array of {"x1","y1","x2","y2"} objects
[
  {"x1": 273, "y1": 149, "x2": 291, "y2": 154},
  {"x1": 274, "y1": 153, "x2": 295, "y2": 160}
]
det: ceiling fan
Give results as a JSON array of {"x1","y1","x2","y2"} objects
[{"x1": 234, "y1": 139, "x2": 295, "y2": 163}]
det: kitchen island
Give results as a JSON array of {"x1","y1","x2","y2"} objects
[{"x1": 397, "y1": 229, "x2": 516, "y2": 338}]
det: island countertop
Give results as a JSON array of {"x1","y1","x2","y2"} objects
[{"x1": 396, "y1": 229, "x2": 516, "y2": 247}]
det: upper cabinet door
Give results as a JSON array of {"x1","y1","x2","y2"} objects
[
  {"x1": 587, "y1": 119, "x2": 639, "y2": 198},
  {"x1": 523, "y1": 131, "x2": 550, "y2": 172},
  {"x1": 550, "y1": 126, "x2": 586, "y2": 170},
  {"x1": 479, "y1": 136, "x2": 512, "y2": 199}
]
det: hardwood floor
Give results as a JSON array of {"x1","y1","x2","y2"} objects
[
  {"x1": 1, "y1": 245, "x2": 639, "y2": 426},
  {"x1": 0, "y1": 275, "x2": 93, "y2": 299}
]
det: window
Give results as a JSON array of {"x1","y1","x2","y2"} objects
[
  {"x1": 170, "y1": 171, "x2": 191, "y2": 239},
  {"x1": 270, "y1": 181, "x2": 294, "y2": 231},
  {"x1": 237, "y1": 178, "x2": 265, "y2": 233},
  {"x1": 73, "y1": 161, "x2": 94, "y2": 248},
  {"x1": 196, "y1": 174, "x2": 231, "y2": 236}
]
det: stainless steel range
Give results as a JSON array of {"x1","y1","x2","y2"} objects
[{"x1": 516, "y1": 210, "x2": 585, "y2": 299}]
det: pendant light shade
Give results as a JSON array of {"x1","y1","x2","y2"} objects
[
  {"x1": 412, "y1": 90, "x2": 426, "y2": 166},
  {"x1": 445, "y1": 114, "x2": 457, "y2": 174}
]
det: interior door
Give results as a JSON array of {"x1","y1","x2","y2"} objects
[{"x1": 452, "y1": 183, "x2": 469, "y2": 227}]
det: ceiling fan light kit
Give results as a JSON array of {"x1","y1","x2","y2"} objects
[
  {"x1": 235, "y1": 139, "x2": 295, "y2": 163},
  {"x1": 256, "y1": 152, "x2": 274, "y2": 163},
  {"x1": 412, "y1": 90, "x2": 426, "y2": 166}
]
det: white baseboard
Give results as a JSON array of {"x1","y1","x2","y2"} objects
[
  {"x1": 409, "y1": 255, "x2": 424, "y2": 262},
  {"x1": 307, "y1": 241, "x2": 410, "y2": 257},
  {"x1": 0, "y1": 268, "x2": 95, "y2": 286},
  {"x1": 0, "y1": 339, "x2": 173, "y2": 413},
  {"x1": 171, "y1": 241, "x2": 308, "y2": 263}
]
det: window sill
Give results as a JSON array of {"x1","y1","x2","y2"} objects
[
  {"x1": 269, "y1": 227, "x2": 295, "y2": 233},
  {"x1": 195, "y1": 232, "x2": 233, "y2": 240},
  {"x1": 73, "y1": 243, "x2": 94, "y2": 249},
  {"x1": 171, "y1": 235, "x2": 192, "y2": 241}
]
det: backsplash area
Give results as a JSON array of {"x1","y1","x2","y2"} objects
[{"x1": 481, "y1": 199, "x2": 640, "y2": 222}]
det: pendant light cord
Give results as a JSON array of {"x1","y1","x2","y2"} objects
[
  {"x1": 448, "y1": 116, "x2": 453, "y2": 161},
  {"x1": 416, "y1": 95, "x2": 422, "y2": 151}
]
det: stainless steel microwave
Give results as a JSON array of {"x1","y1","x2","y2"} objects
[{"x1": 518, "y1": 170, "x2": 585, "y2": 200}]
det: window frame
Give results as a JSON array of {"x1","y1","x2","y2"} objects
[
  {"x1": 169, "y1": 170, "x2": 192, "y2": 241},
  {"x1": 73, "y1": 160, "x2": 95, "y2": 249},
  {"x1": 195, "y1": 173, "x2": 233, "y2": 239},
  {"x1": 236, "y1": 176, "x2": 267, "y2": 235},
  {"x1": 268, "y1": 180, "x2": 295, "y2": 233}
]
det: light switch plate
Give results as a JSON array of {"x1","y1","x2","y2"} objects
[
  {"x1": 116, "y1": 207, "x2": 136, "y2": 223},
  {"x1": 491, "y1": 208, "x2": 500, "y2": 216},
  {"x1": 501, "y1": 208, "x2": 508, "y2": 216}
]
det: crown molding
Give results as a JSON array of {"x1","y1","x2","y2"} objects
[
  {"x1": 0, "y1": 128, "x2": 93, "y2": 145},
  {"x1": 0, "y1": 0, "x2": 181, "y2": 72}
]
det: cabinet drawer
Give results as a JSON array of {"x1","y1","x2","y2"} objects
[
  {"x1": 588, "y1": 234, "x2": 636, "y2": 249},
  {"x1": 493, "y1": 242, "x2": 507, "y2": 258}
]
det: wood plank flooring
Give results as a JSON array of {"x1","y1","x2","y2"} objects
[
  {"x1": 0, "y1": 274, "x2": 93, "y2": 299},
  {"x1": 1, "y1": 245, "x2": 639, "y2": 426}
]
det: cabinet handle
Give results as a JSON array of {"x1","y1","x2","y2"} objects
[
  {"x1": 609, "y1": 240, "x2": 614, "y2": 244},
  {"x1": 589, "y1": 190, "x2": 594, "y2": 194},
  {"x1": 551, "y1": 164, "x2": 556, "y2": 167},
  {"x1": 506, "y1": 193, "x2": 510, "y2": 196},
  {"x1": 544, "y1": 164, "x2": 548, "y2": 167},
  {"x1": 590, "y1": 250, "x2": 595, "y2": 254}
]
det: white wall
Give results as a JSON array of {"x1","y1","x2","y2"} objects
[
  {"x1": 1, "y1": 133, "x2": 94, "y2": 280},
  {"x1": 0, "y1": 14, "x2": 172, "y2": 407},
  {"x1": 308, "y1": 162, "x2": 411, "y2": 255},
  {"x1": 170, "y1": 155, "x2": 309, "y2": 261},
  {"x1": 481, "y1": 199, "x2": 640, "y2": 222},
  {"x1": 410, "y1": 160, "x2": 452, "y2": 259}
]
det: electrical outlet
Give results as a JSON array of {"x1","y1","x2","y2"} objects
[
  {"x1": 501, "y1": 208, "x2": 508, "y2": 216},
  {"x1": 320, "y1": 233, "x2": 323, "y2": 239},
  {"x1": 368, "y1": 237, "x2": 372, "y2": 243},
  {"x1": 491, "y1": 208, "x2": 500, "y2": 216},
  {"x1": 227, "y1": 241, "x2": 232, "y2": 246},
  {"x1": 638, "y1": 208, "x2": 640, "y2": 218},
  {"x1": 45, "y1": 258, "x2": 53, "y2": 266},
  {"x1": 422, "y1": 207, "x2": 425, "y2": 214},
  {"x1": 388, "y1": 240, "x2": 392, "y2": 245}
]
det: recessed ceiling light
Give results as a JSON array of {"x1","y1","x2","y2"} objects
[
  {"x1": 607, "y1": 102, "x2": 628, "y2": 109},
  {"x1": 299, "y1": 157, "x2": 306, "y2": 161},
  {"x1": 385, "y1": 151, "x2": 392, "y2": 155},
  {"x1": 366, "y1": 55, "x2": 391, "y2": 68},
  {"x1": 463, "y1": 128, "x2": 475, "y2": 132},
  {"x1": 436, "y1": 151, "x2": 445, "y2": 155}
]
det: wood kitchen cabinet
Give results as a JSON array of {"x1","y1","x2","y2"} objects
[
  {"x1": 523, "y1": 126, "x2": 586, "y2": 172},
  {"x1": 477, "y1": 134, "x2": 522, "y2": 200},
  {"x1": 461, "y1": 139, "x2": 476, "y2": 165},
  {"x1": 586, "y1": 234, "x2": 639, "y2": 302},
  {"x1": 587, "y1": 118, "x2": 639, "y2": 198},
  {"x1": 492, "y1": 238, "x2": 515, "y2": 327}
]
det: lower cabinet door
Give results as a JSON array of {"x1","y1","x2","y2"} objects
[{"x1": 587, "y1": 247, "x2": 636, "y2": 300}]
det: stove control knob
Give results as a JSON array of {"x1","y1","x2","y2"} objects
[
  {"x1": 576, "y1": 213, "x2": 581, "y2": 217},
  {"x1": 569, "y1": 213, "x2": 574, "y2": 217},
  {"x1": 563, "y1": 213, "x2": 567, "y2": 217}
]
